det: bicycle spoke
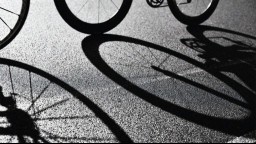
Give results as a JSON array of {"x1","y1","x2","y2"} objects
[
  {"x1": 147, "y1": 47, "x2": 161, "y2": 64},
  {"x1": 0, "y1": 0, "x2": 28, "y2": 48},
  {"x1": 0, "y1": 58, "x2": 121, "y2": 143},
  {"x1": 108, "y1": 63, "x2": 153, "y2": 70},
  {"x1": 34, "y1": 116, "x2": 95, "y2": 121},
  {"x1": 0, "y1": 17, "x2": 12, "y2": 31},
  {"x1": 202, "y1": 0, "x2": 207, "y2": 7},
  {"x1": 8, "y1": 66, "x2": 15, "y2": 94},
  {"x1": 28, "y1": 72, "x2": 37, "y2": 116},
  {"x1": 26, "y1": 82, "x2": 52, "y2": 112},
  {"x1": 0, "y1": 7, "x2": 19, "y2": 16},
  {"x1": 41, "y1": 129, "x2": 116, "y2": 142},
  {"x1": 31, "y1": 98, "x2": 70, "y2": 116},
  {"x1": 133, "y1": 48, "x2": 153, "y2": 64},
  {"x1": 158, "y1": 55, "x2": 171, "y2": 68},
  {"x1": 77, "y1": 0, "x2": 89, "y2": 14},
  {"x1": 64, "y1": 0, "x2": 124, "y2": 25},
  {"x1": 110, "y1": 0, "x2": 119, "y2": 10},
  {"x1": 99, "y1": 0, "x2": 111, "y2": 20}
]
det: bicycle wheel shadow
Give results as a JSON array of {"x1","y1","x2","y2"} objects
[
  {"x1": 0, "y1": 58, "x2": 133, "y2": 143},
  {"x1": 182, "y1": 25, "x2": 256, "y2": 95},
  {"x1": 82, "y1": 25, "x2": 256, "y2": 140}
]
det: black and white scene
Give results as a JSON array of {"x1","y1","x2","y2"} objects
[{"x1": 0, "y1": 0, "x2": 255, "y2": 143}]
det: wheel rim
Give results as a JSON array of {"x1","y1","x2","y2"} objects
[
  {"x1": 83, "y1": 32, "x2": 256, "y2": 137},
  {"x1": 174, "y1": 0, "x2": 213, "y2": 17},
  {"x1": 0, "y1": 0, "x2": 27, "y2": 47},
  {"x1": 64, "y1": 0, "x2": 124, "y2": 24},
  {"x1": 0, "y1": 59, "x2": 119, "y2": 143}
]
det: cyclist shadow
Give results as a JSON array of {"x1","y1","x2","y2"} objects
[
  {"x1": 182, "y1": 26, "x2": 256, "y2": 94},
  {"x1": 0, "y1": 59, "x2": 133, "y2": 143},
  {"x1": 82, "y1": 25, "x2": 256, "y2": 140},
  {"x1": 0, "y1": 86, "x2": 47, "y2": 143},
  {"x1": 0, "y1": 110, "x2": 47, "y2": 143}
]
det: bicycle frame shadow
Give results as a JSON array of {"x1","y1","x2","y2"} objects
[
  {"x1": 183, "y1": 25, "x2": 256, "y2": 95},
  {"x1": 82, "y1": 26, "x2": 256, "y2": 138},
  {"x1": 0, "y1": 58, "x2": 133, "y2": 143}
]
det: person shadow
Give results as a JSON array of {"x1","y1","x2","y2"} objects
[
  {"x1": 82, "y1": 25, "x2": 256, "y2": 141},
  {"x1": 182, "y1": 25, "x2": 256, "y2": 96},
  {"x1": 181, "y1": 25, "x2": 256, "y2": 140},
  {"x1": 0, "y1": 86, "x2": 48, "y2": 143}
]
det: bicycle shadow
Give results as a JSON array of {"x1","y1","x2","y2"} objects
[
  {"x1": 81, "y1": 26, "x2": 256, "y2": 139},
  {"x1": 182, "y1": 25, "x2": 256, "y2": 94},
  {"x1": 0, "y1": 58, "x2": 133, "y2": 143},
  {"x1": 0, "y1": 108, "x2": 48, "y2": 143}
]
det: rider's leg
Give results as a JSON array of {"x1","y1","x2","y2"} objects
[{"x1": 0, "y1": 86, "x2": 7, "y2": 107}]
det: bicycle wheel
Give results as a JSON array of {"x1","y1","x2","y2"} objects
[
  {"x1": 54, "y1": 0, "x2": 133, "y2": 34},
  {"x1": 0, "y1": 0, "x2": 30, "y2": 49},
  {"x1": 168, "y1": 0, "x2": 219, "y2": 25}
]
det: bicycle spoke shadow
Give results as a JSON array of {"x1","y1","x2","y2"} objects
[
  {"x1": 0, "y1": 107, "x2": 49, "y2": 143},
  {"x1": 82, "y1": 25, "x2": 256, "y2": 140},
  {"x1": 0, "y1": 58, "x2": 133, "y2": 143}
]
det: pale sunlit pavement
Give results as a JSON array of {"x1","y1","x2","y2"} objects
[{"x1": 0, "y1": 0, "x2": 255, "y2": 143}]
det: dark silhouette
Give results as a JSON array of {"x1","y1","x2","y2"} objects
[
  {"x1": 0, "y1": 87, "x2": 16, "y2": 110},
  {"x1": 6, "y1": 109, "x2": 42, "y2": 143},
  {"x1": 0, "y1": 86, "x2": 45, "y2": 143},
  {"x1": 81, "y1": 26, "x2": 256, "y2": 139},
  {"x1": 183, "y1": 25, "x2": 256, "y2": 93},
  {"x1": 0, "y1": 59, "x2": 133, "y2": 143}
]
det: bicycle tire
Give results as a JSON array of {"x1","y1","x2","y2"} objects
[
  {"x1": 168, "y1": 0, "x2": 219, "y2": 25},
  {"x1": 54, "y1": 0, "x2": 133, "y2": 34},
  {"x1": 0, "y1": 0, "x2": 30, "y2": 49}
]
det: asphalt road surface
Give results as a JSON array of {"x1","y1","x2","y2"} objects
[{"x1": 0, "y1": 0, "x2": 255, "y2": 143}]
